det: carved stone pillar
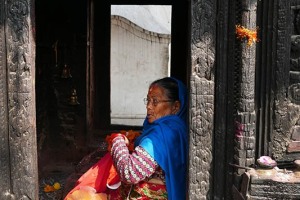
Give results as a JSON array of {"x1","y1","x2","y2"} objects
[{"x1": 0, "y1": 0, "x2": 38, "y2": 199}]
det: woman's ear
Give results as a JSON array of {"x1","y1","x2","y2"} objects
[{"x1": 172, "y1": 101, "x2": 181, "y2": 114}]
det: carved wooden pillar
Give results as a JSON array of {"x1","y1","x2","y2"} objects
[
  {"x1": 233, "y1": 0, "x2": 257, "y2": 175},
  {"x1": 189, "y1": 0, "x2": 216, "y2": 199},
  {"x1": 0, "y1": 0, "x2": 38, "y2": 199},
  {"x1": 0, "y1": 0, "x2": 10, "y2": 196}
]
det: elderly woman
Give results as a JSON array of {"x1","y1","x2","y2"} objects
[{"x1": 109, "y1": 77, "x2": 188, "y2": 200}]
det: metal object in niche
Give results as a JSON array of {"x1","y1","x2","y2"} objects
[
  {"x1": 61, "y1": 64, "x2": 72, "y2": 79},
  {"x1": 69, "y1": 88, "x2": 80, "y2": 105}
]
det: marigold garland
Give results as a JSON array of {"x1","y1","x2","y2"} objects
[{"x1": 235, "y1": 25, "x2": 259, "y2": 46}]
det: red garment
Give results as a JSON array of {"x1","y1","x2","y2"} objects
[
  {"x1": 64, "y1": 152, "x2": 120, "y2": 199},
  {"x1": 108, "y1": 181, "x2": 167, "y2": 199}
]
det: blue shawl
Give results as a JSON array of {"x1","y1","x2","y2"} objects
[{"x1": 134, "y1": 78, "x2": 188, "y2": 200}]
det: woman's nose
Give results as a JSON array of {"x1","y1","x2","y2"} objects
[
  {"x1": 146, "y1": 103, "x2": 151, "y2": 108},
  {"x1": 146, "y1": 101, "x2": 153, "y2": 109}
]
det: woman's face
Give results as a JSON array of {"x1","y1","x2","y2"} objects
[{"x1": 146, "y1": 85, "x2": 180, "y2": 123}]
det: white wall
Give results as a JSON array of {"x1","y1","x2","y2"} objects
[
  {"x1": 111, "y1": 5, "x2": 171, "y2": 34},
  {"x1": 110, "y1": 15, "x2": 171, "y2": 126}
]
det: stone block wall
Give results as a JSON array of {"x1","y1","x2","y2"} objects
[{"x1": 248, "y1": 169, "x2": 300, "y2": 199}]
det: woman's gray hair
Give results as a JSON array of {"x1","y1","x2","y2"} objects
[{"x1": 150, "y1": 77, "x2": 179, "y2": 102}]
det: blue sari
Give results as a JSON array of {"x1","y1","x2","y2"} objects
[{"x1": 134, "y1": 78, "x2": 188, "y2": 200}]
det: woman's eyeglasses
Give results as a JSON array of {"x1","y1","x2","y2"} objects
[{"x1": 143, "y1": 98, "x2": 173, "y2": 106}]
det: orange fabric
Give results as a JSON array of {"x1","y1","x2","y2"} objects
[
  {"x1": 64, "y1": 152, "x2": 120, "y2": 200},
  {"x1": 65, "y1": 189, "x2": 108, "y2": 200},
  {"x1": 107, "y1": 163, "x2": 119, "y2": 185}
]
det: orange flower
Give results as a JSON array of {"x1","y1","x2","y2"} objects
[
  {"x1": 44, "y1": 184, "x2": 55, "y2": 192},
  {"x1": 121, "y1": 130, "x2": 141, "y2": 141},
  {"x1": 235, "y1": 25, "x2": 259, "y2": 46},
  {"x1": 106, "y1": 130, "x2": 140, "y2": 151},
  {"x1": 44, "y1": 182, "x2": 61, "y2": 192}
]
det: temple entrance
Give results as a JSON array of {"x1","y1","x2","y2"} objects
[
  {"x1": 3, "y1": 0, "x2": 300, "y2": 199},
  {"x1": 35, "y1": 0, "x2": 190, "y2": 198}
]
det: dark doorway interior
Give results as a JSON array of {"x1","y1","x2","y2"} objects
[{"x1": 35, "y1": 0, "x2": 89, "y2": 194}]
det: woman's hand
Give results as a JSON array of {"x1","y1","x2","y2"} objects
[
  {"x1": 106, "y1": 130, "x2": 140, "y2": 151},
  {"x1": 111, "y1": 133, "x2": 129, "y2": 145}
]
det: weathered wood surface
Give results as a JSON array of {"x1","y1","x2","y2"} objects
[
  {"x1": 233, "y1": 0, "x2": 257, "y2": 175},
  {"x1": 0, "y1": 0, "x2": 11, "y2": 197},
  {"x1": 270, "y1": 0, "x2": 300, "y2": 161},
  {"x1": 214, "y1": 0, "x2": 230, "y2": 198},
  {"x1": 270, "y1": 0, "x2": 292, "y2": 161},
  {"x1": 189, "y1": 0, "x2": 216, "y2": 199},
  {"x1": 0, "y1": 0, "x2": 38, "y2": 199}
]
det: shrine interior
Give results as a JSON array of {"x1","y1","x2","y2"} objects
[{"x1": 35, "y1": 0, "x2": 90, "y2": 194}]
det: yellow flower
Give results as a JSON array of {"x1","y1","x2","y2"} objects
[
  {"x1": 53, "y1": 182, "x2": 61, "y2": 190},
  {"x1": 44, "y1": 182, "x2": 61, "y2": 193}
]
